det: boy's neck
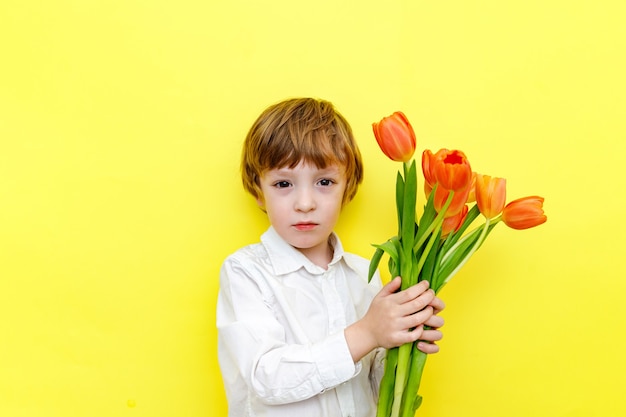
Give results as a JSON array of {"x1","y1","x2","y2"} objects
[{"x1": 297, "y1": 237, "x2": 334, "y2": 270}]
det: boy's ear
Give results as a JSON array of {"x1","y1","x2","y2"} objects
[{"x1": 256, "y1": 196, "x2": 265, "y2": 209}]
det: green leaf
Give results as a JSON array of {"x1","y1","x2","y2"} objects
[
  {"x1": 395, "y1": 171, "x2": 404, "y2": 236},
  {"x1": 373, "y1": 238, "x2": 401, "y2": 263},
  {"x1": 436, "y1": 227, "x2": 483, "y2": 284},
  {"x1": 413, "y1": 395, "x2": 423, "y2": 412},
  {"x1": 419, "y1": 230, "x2": 442, "y2": 285},
  {"x1": 416, "y1": 187, "x2": 438, "y2": 249},
  {"x1": 368, "y1": 247, "x2": 384, "y2": 283},
  {"x1": 398, "y1": 161, "x2": 418, "y2": 290},
  {"x1": 441, "y1": 204, "x2": 481, "y2": 253},
  {"x1": 434, "y1": 221, "x2": 498, "y2": 290},
  {"x1": 388, "y1": 256, "x2": 399, "y2": 278},
  {"x1": 401, "y1": 161, "x2": 417, "y2": 252},
  {"x1": 370, "y1": 237, "x2": 402, "y2": 281}
]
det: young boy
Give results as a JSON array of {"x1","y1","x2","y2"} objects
[{"x1": 217, "y1": 98, "x2": 445, "y2": 417}]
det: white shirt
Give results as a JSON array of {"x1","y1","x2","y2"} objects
[{"x1": 217, "y1": 226, "x2": 385, "y2": 417}]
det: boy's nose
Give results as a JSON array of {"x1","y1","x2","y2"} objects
[{"x1": 294, "y1": 188, "x2": 316, "y2": 212}]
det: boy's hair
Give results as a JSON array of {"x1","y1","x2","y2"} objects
[{"x1": 241, "y1": 97, "x2": 364, "y2": 205}]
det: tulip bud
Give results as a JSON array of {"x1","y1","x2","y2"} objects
[
  {"x1": 475, "y1": 174, "x2": 507, "y2": 219},
  {"x1": 372, "y1": 112, "x2": 416, "y2": 162},
  {"x1": 502, "y1": 196, "x2": 547, "y2": 230}
]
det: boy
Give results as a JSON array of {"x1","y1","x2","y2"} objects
[{"x1": 217, "y1": 98, "x2": 444, "y2": 417}]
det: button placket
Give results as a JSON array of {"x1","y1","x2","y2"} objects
[{"x1": 321, "y1": 267, "x2": 355, "y2": 417}]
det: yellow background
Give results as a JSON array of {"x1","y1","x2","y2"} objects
[{"x1": 1, "y1": 1, "x2": 625, "y2": 416}]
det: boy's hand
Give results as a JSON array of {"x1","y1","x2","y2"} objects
[
  {"x1": 417, "y1": 295, "x2": 445, "y2": 354},
  {"x1": 345, "y1": 277, "x2": 442, "y2": 362}
]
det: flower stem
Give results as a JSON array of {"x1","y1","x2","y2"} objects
[
  {"x1": 376, "y1": 347, "x2": 398, "y2": 417},
  {"x1": 413, "y1": 188, "x2": 454, "y2": 253},
  {"x1": 440, "y1": 217, "x2": 492, "y2": 287},
  {"x1": 391, "y1": 343, "x2": 413, "y2": 417},
  {"x1": 400, "y1": 348, "x2": 427, "y2": 417}
]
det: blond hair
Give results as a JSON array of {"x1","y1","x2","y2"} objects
[{"x1": 241, "y1": 98, "x2": 363, "y2": 204}]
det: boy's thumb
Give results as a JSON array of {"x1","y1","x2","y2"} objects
[{"x1": 381, "y1": 276, "x2": 401, "y2": 295}]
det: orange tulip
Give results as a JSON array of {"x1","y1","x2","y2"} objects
[
  {"x1": 421, "y1": 149, "x2": 446, "y2": 197},
  {"x1": 442, "y1": 204, "x2": 468, "y2": 236},
  {"x1": 475, "y1": 174, "x2": 507, "y2": 219},
  {"x1": 466, "y1": 172, "x2": 477, "y2": 204},
  {"x1": 372, "y1": 112, "x2": 417, "y2": 162},
  {"x1": 433, "y1": 181, "x2": 471, "y2": 218},
  {"x1": 421, "y1": 149, "x2": 437, "y2": 190},
  {"x1": 433, "y1": 149, "x2": 472, "y2": 192},
  {"x1": 502, "y1": 196, "x2": 547, "y2": 230}
]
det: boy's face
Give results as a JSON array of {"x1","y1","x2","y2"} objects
[{"x1": 257, "y1": 160, "x2": 347, "y2": 267}]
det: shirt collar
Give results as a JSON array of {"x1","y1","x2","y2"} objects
[{"x1": 261, "y1": 226, "x2": 346, "y2": 276}]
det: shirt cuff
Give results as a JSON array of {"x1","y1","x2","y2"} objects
[{"x1": 311, "y1": 330, "x2": 361, "y2": 389}]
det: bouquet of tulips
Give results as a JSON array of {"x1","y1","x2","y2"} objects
[{"x1": 369, "y1": 112, "x2": 547, "y2": 417}]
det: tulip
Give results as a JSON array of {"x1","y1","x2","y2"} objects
[
  {"x1": 421, "y1": 149, "x2": 446, "y2": 197},
  {"x1": 370, "y1": 110, "x2": 548, "y2": 417},
  {"x1": 502, "y1": 196, "x2": 547, "y2": 230},
  {"x1": 372, "y1": 112, "x2": 417, "y2": 162},
  {"x1": 442, "y1": 204, "x2": 468, "y2": 236},
  {"x1": 421, "y1": 149, "x2": 438, "y2": 191},
  {"x1": 433, "y1": 182, "x2": 471, "y2": 218},
  {"x1": 475, "y1": 174, "x2": 507, "y2": 219},
  {"x1": 433, "y1": 149, "x2": 472, "y2": 192}
]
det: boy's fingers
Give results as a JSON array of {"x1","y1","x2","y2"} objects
[
  {"x1": 394, "y1": 280, "x2": 429, "y2": 304},
  {"x1": 420, "y1": 328, "x2": 443, "y2": 343},
  {"x1": 430, "y1": 296, "x2": 446, "y2": 314},
  {"x1": 399, "y1": 288, "x2": 434, "y2": 316},
  {"x1": 404, "y1": 306, "x2": 433, "y2": 329},
  {"x1": 417, "y1": 341, "x2": 440, "y2": 354},
  {"x1": 425, "y1": 314, "x2": 444, "y2": 329}
]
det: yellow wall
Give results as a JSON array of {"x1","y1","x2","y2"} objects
[{"x1": 1, "y1": 1, "x2": 625, "y2": 415}]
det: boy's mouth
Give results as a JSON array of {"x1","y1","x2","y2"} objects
[{"x1": 293, "y1": 222, "x2": 318, "y2": 231}]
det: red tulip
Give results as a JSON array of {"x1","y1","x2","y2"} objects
[
  {"x1": 475, "y1": 174, "x2": 507, "y2": 219},
  {"x1": 372, "y1": 112, "x2": 417, "y2": 162},
  {"x1": 502, "y1": 196, "x2": 547, "y2": 230},
  {"x1": 433, "y1": 149, "x2": 472, "y2": 192}
]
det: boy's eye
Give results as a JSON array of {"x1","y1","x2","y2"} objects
[
  {"x1": 273, "y1": 181, "x2": 291, "y2": 188},
  {"x1": 318, "y1": 178, "x2": 334, "y2": 186}
]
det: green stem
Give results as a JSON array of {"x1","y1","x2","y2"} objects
[
  {"x1": 440, "y1": 217, "x2": 492, "y2": 288},
  {"x1": 440, "y1": 224, "x2": 482, "y2": 265},
  {"x1": 376, "y1": 347, "x2": 399, "y2": 417},
  {"x1": 413, "y1": 188, "x2": 454, "y2": 253},
  {"x1": 390, "y1": 342, "x2": 412, "y2": 417},
  {"x1": 412, "y1": 191, "x2": 454, "y2": 287},
  {"x1": 400, "y1": 347, "x2": 427, "y2": 417},
  {"x1": 440, "y1": 215, "x2": 500, "y2": 265}
]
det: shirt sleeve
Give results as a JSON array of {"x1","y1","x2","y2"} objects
[{"x1": 216, "y1": 255, "x2": 359, "y2": 405}]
